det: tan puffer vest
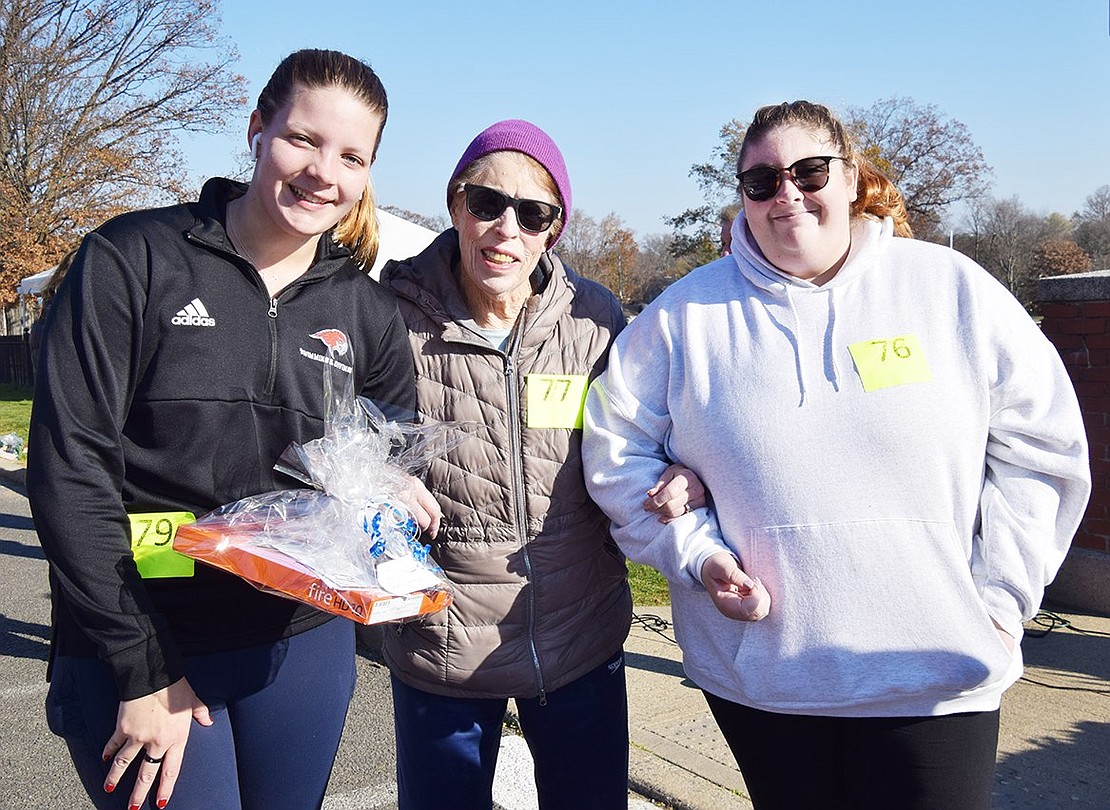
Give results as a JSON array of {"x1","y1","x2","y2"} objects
[{"x1": 380, "y1": 230, "x2": 632, "y2": 699}]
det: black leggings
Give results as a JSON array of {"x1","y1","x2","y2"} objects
[{"x1": 704, "y1": 691, "x2": 999, "y2": 810}]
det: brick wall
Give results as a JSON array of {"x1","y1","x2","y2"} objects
[{"x1": 1038, "y1": 270, "x2": 1110, "y2": 615}]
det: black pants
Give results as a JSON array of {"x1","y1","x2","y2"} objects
[{"x1": 704, "y1": 691, "x2": 999, "y2": 810}]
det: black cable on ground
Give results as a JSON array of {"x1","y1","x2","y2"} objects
[{"x1": 631, "y1": 612, "x2": 678, "y2": 644}]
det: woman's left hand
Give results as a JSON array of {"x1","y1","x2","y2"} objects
[
  {"x1": 700, "y1": 552, "x2": 771, "y2": 621},
  {"x1": 643, "y1": 464, "x2": 707, "y2": 523}
]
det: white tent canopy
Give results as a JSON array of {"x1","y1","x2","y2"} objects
[
  {"x1": 369, "y1": 208, "x2": 438, "y2": 279},
  {"x1": 14, "y1": 208, "x2": 437, "y2": 297},
  {"x1": 17, "y1": 267, "x2": 54, "y2": 296}
]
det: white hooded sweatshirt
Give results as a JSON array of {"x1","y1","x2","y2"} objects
[{"x1": 582, "y1": 213, "x2": 1090, "y2": 717}]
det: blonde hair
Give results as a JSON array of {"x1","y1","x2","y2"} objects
[
  {"x1": 450, "y1": 151, "x2": 565, "y2": 248},
  {"x1": 739, "y1": 100, "x2": 913, "y2": 237},
  {"x1": 257, "y1": 49, "x2": 387, "y2": 267},
  {"x1": 333, "y1": 180, "x2": 380, "y2": 267}
]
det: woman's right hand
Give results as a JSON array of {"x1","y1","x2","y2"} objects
[
  {"x1": 643, "y1": 464, "x2": 708, "y2": 523},
  {"x1": 398, "y1": 475, "x2": 442, "y2": 539},
  {"x1": 700, "y1": 552, "x2": 771, "y2": 621},
  {"x1": 102, "y1": 677, "x2": 212, "y2": 809}
]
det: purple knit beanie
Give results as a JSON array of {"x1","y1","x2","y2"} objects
[{"x1": 447, "y1": 119, "x2": 571, "y2": 246}]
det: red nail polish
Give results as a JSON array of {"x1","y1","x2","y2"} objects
[
  {"x1": 104, "y1": 782, "x2": 115, "y2": 794},
  {"x1": 157, "y1": 800, "x2": 168, "y2": 809},
  {"x1": 129, "y1": 804, "x2": 140, "y2": 810}
]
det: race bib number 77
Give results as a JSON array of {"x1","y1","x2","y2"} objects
[{"x1": 526, "y1": 374, "x2": 589, "y2": 429}]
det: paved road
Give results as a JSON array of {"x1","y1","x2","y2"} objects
[
  {"x1": 0, "y1": 477, "x2": 658, "y2": 809},
  {"x1": 0, "y1": 479, "x2": 400, "y2": 808}
]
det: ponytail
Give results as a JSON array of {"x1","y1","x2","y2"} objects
[
  {"x1": 853, "y1": 159, "x2": 913, "y2": 238},
  {"x1": 333, "y1": 179, "x2": 380, "y2": 269}
]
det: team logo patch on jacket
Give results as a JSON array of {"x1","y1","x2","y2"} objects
[
  {"x1": 310, "y1": 329, "x2": 350, "y2": 356},
  {"x1": 300, "y1": 328, "x2": 353, "y2": 373}
]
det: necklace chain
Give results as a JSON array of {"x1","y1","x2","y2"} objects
[{"x1": 226, "y1": 208, "x2": 264, "y2": 272}]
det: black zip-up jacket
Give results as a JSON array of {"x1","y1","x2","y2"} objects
[{"x1": 28, "y1": 178, "x2": 416, "y2": 700}]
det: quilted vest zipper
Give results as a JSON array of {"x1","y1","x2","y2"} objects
[{"x1": 504, "y1": 316, "x2": 547, "y2": 705}]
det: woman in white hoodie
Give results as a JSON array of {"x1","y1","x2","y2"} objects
[{"x1": 582, "y1": 100, "x2": 1090, "y2": 810}]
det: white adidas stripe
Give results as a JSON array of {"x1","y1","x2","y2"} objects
[{"x1": 171, "y1": 297, "x2": 216, "y2": 327}]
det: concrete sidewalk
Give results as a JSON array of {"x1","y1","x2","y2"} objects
[{"x1": 623, "y1": 604, "x2": 1110, "y2": 810}]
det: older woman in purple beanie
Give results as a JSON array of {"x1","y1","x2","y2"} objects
[{"x1": 379, "y1": 120, "x2": 702, "y2": 807}]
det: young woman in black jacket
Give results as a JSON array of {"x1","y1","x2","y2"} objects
[{"x1": 28, "y1": 48, "x2": 431, "y2": 810}]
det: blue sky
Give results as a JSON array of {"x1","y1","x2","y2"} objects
[{"x1": 184, "y1": 0, "x2": 1110, "y2": 238}]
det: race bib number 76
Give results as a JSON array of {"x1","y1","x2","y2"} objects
[{"x1": 848, "y1": 334, "x2": 932, "y2": 392}]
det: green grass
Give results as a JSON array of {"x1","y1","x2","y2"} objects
[
  {"x1": 0, "y1": 384, "x2": 32, "y2": 454},
  {"x1": 628, "y1": 561, "x2": 670, "y2": 605}
]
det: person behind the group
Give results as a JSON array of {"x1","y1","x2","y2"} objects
[
  {"x1": 718, "y1": 203, "x2": 741, "y2": 256},
  {"x1": 379, "y1": 119, "x2": 703, "y2": 809},
  {"x1": 28, "y1": 48, "x2": 427, "y2": 810},
  {"x1": 582, "y1": 100, "x2": 1091, "y2": 810}
]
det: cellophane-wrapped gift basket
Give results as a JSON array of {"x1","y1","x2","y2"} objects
[{"x1": 174, "y1": 336, "x2": 463, "y2": 624}]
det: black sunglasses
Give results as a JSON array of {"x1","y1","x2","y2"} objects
[
  {"x1": 462, "y1": 184, "x2": 562, "y2": 234},
  {"x1": 736, "y1": 156, "x2": 849, "y2": 202}
]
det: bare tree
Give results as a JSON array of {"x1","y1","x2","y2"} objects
[
  {"x1": 664, "y1": 118, "x2": 745, "y2": 267},
  {"x1": 670, "y1": 99, "x2": 992, "y2": 257},
  {"x1": 847, "y1": 97, "x2": 992, "y2": 241},
  {"x1": 558, "y1": 211, "x2": 640, "y2": 305},
  {"x1": 970, "y1": 196, "x2": 1041, "y2": 310},
  {"x1": 631, "y1": 232, "x2": 688, "y2": 308},
  {"x1": 1075, "y1": 185, "x2": 1110, "y2": 270},
  {"x1": 0, "y1": 0, "x2": 246, "y2": 303},
  {"x1": 380, "y1": 205, "x2": 449, "y2": 233},
  {"x1": 558, "y1": 210, "x2": 603, "y2": 279}
]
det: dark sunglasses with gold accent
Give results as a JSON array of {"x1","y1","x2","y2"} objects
[
  {"x1": 736, "y1": 156, "x2": 849, "y2": 202},
  {"x1": 462, "y1": 184, "x2": 562, "y2": 234}
]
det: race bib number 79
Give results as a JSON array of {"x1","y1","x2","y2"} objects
[{"x1": 129, "y1": 512, "x2": 196, "y2": 578}]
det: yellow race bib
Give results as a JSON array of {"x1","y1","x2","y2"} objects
[
  {"x1": 526, "y1": 374, "x2": 589, "y2": 429},
  {"x1": 848, "y1": 335, "x2": 932, "y2": 392},
  {"x1": 129, "y1": 512, "x2": 196, "y2": 578}
]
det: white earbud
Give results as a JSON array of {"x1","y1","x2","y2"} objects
[{"x1": 250, "y1": 133, "x2": 261, "y2": 161}]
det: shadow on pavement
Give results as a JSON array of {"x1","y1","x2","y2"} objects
[
  {"x1": 0, "y1": 536, "x2": 44, "y2": 560},
  {"x1": 0, "y1": 612, "x2": 50, "y2": 660},
  {"x1": 1021, "y1": 608, "x2": 1110, "y2": 683},
  {"x1": 994, "y1": 719, "x2": 1110, "y2": 808}
]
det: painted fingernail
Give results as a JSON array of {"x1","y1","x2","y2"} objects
[
  {"x1": 104, "y1": 782, "x2": 115, "y2": 794},
  {"x1": 157, "y1": 799, "x2": 168, "y2": 809},
  {"x1": 130, "y1": 804, "x2": 140, "y2": 810}
]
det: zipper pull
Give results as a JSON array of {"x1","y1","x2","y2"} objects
[{"x1": 268, "y1": 298, "x2": 278, "y2": 318}]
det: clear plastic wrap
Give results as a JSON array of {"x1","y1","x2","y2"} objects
[{"x1": 174, "y1": 337, "x2": 464, "y2": 624}]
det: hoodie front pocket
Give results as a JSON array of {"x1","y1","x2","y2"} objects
[{"x1": 735, "y1": 519, "x2": 1011, "y2": 712}]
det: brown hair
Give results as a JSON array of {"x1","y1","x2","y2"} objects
[
  {"x1": 855, "y1": 160, "x2": 913, "y2": 237},
  {"x1": 256, "y1": 49, "x2": 388, "y2": 267},
  {"x1": 738, "y1": 101, "x2": 912, "y2": 237}
]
